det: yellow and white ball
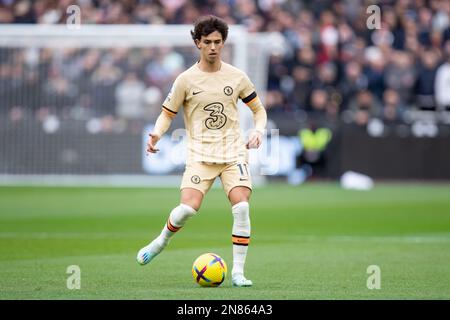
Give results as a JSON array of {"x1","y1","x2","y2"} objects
[{"x1": 192, "y1": 253, "x2": 227, "y2": 287}]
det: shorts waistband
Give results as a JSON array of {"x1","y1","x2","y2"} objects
[{"x1": 201, "y1": 161, "x2": 221, "y2": 165}]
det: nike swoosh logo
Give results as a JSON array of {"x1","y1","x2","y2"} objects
[{"x1": 193, "y1": 91, "x2": 203, "y2": 95}]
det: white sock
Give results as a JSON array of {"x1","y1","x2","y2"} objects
[
  {"x1": 148, "y1": 203, "x2": 197, "y2": 253},
  {"x1": 231, "y1": 201, "x2": 250, "y2": 276}
]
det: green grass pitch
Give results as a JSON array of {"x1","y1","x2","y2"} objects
[{"x1": 0, "y1": 182, "x2": 449, "y2": 299}]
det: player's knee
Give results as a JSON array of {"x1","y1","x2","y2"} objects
[
  {"x1": 228, "y1": 187, "x2": 251, "y2": 206},
  {"x1": 179, "y1": 203, "x2": 197, "y2": 217},
  {"x1": 181, "y1": 198, "x2": 202, "y2": 211},
  {"x1": 169, "y1": 203, "x2": 197, "y2": 227},
  {"x1": 230, "y1": 196, "x2": 250, "y2": 207},
  {"x1": 181, "y1": 188, "x2": 203, "y2": 211}
]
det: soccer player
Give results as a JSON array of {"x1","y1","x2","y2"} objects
[{"x1": 137, "y1": 15, "x2": 267, "y2": 287}]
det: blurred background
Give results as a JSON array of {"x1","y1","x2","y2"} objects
[{"x1": 1, "y1": 0, "x2": 450, "y2": 185}]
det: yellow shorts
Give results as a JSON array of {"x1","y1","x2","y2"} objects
[{"x1": 180, "y1": 161, "x2": 252, "y2": 196}]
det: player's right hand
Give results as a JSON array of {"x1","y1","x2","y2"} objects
[{"x1": 146, "y1": 133, "x2": 160, "y2": 154}]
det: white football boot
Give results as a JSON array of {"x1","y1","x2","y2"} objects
[
  {"x1": 136, "y1": 238, "x2": 164, "y2": 265},
  {"x1": 231, "y1": 273, "x2": 253, "y2": 287}
]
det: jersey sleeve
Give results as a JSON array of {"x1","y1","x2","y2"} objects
[
  {"x1": 239, "y1": 72, "x2": 257, "y2": 102},
  {"x1": 162, "y1": 74, "x2": 187, "y2": 116},
  {"x1": 239, "y1": 72, "x2": 267, "y2": 134}
]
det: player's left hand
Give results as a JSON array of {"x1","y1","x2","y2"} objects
[{"x1": 246, "y1": 130, "x2": 263, "y2": 149}]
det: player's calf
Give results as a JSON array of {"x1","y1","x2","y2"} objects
[{"x1": 137, "y1": 203, "x2": 197, "y2": 265}]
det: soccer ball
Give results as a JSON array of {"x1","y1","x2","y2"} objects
[{"x1": 192, "y1": 253, "x2": 227, "y2": 287}]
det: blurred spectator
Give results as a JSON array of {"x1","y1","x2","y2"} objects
[
  {"x1": 384, "y1": 51, "x2": 416, "y2": 105},
  {"x1": 267, "y1": 53, "x2": 289, "y2": 91},
  {"x1": 417, "y1": 6, "x2": 433, "y2": 47},
  {"x1": 0, "y1": 64, "x2": 12, "y2": 113},
  {"x1": 159, "y1": 46, "x2": 186, "y2": 76},
  {"x1": 115, "y1": 72, "x2": 146, "y2": 120},
  {"x1": 77, "y1": 49, "x2": 102, "y2": 96},
  {"x1": 363, "y1": 46, "x2": 386, "y2": 101},
  {"x1": 415, "y1": 49, "x2": 440, "y2": 110},
  {"x1": 444, "y1": 26, "x2": 450, "y2": 43},
  {"x1": 308, "y1": 88, "x2": 340, "y2": 124},
  {"x1": 22, "y1": 70, "x2": 43, "y2": 112},
  {"x1": 308, "y1": 88, "x2": 328, "y2": 115},
  {"x1": 435, "y1": 40, "x2": 450, "y2": 111},
  {"x1": 317, "y1": 10, "x2": 339, "y2": 65},
  {"x1": 90, "y1": 62, "x2": 122, "y2": 117},
  {"x1": 145, "y1": 48, "x2": 181, "y2": 88},
  {"x1": 338, "y1": 61, "x2": 368, "y2": 110},
  {"x1": 382, "y1": 6, "x2": 405, "y2": 50},
  {"x1": 265, "y1": 89, "x2": 287, "y2": 114},
  {"x1": 0, "y1": 6, "x2": 14, "y2": 23},
  {"x1": 297, "y1": 119, "x2": 333, "y2": 178},
  {"x1": 294, "y1": 46, "x2": 316, "y2": 69},
  {"x1": 43, "y1": 76, "x2": 78, "y2": 113},
  {"x1": 312, "y1": 61, "x2": 338, "y2": 90},
  {"x1": 432, "y1": 0, "x2": 450, "y2": 33},
  {"x1": 337, "y1": 20, "x2": 357, "y2": 63},
  {"x1": 13, "y1": 0, "x2": 35, "y2": 23},
  {"x1": 382, "y1": 88, "x2": 405, "y2": 123},
  {"x1": 290, "y1": 65, "x2": 313, "y2": 109},
  {"x1": 346, "y1": 90, "x2": 382, "y2": 126}
]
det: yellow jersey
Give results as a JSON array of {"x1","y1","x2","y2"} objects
[{"x1": 162, "y1": 61, "x2": 257, "y2": 164}]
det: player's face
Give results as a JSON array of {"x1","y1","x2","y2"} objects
[{"x1": 196, "y1": 31, "x2": 224, "y2": 64}]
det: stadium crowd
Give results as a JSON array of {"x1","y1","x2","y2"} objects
[{"x1": 1, "y1": 0, "x2": 450, "y2": 131}]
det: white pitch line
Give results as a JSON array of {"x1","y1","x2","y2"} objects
[
  {"x1": 267, "y1": 234, "x2": 450, "y2": 244},
  {"x1": 1, "y1": 232, "x2": 450, "y2": 243}
]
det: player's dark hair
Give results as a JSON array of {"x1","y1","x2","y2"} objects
[{"x1": 190, "y1": 15, "x2": 229, "y2": 43}]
